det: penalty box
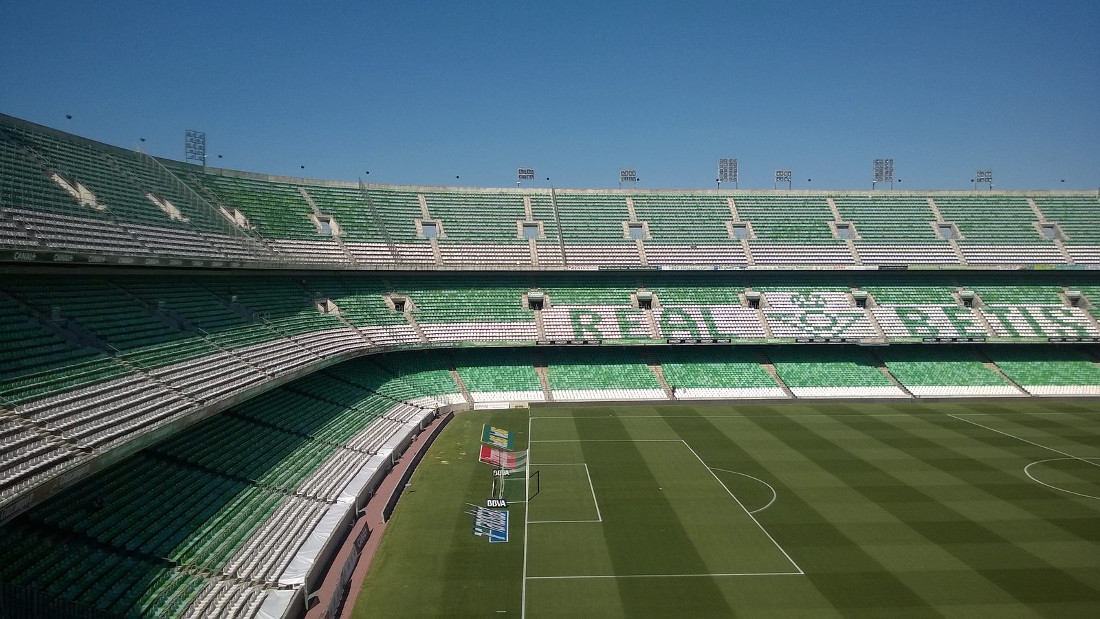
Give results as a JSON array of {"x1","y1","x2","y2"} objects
[{"x1": 525, "y1": 439, "x2": 800, "y2": 579}]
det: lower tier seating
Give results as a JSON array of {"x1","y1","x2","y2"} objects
[
  {"x1": 2, "y1": 342, "x2": 1099, "y2": 618},
  {"x1": 984, "y1": 346, "x2": 1100, "y2": 395},
  {"x1": 876, "y1": 346, "x2": 1019, "y2": 396}
]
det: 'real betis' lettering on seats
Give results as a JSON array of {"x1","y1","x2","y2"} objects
[
  {"x1": 615, "y1": 307, "x2": 651, "y2": 339},
  {"x1": 878, "y1": 305, "x2": 988, "y2": 338},
  {"x1": 658, "y1": 307, "x2": 701, "y2": 338},
  {"x1": 554, "y1": 306, "x2": 655, "y2": 340},
  {"x1": 568, "y1": 308, "x2": 603, "y2": 339},
  {"x1": 548, "y1": 300, "x2": 1100, "y2": 342},
  {"x1": 658, "y1": 306, "x2": 761, "y2": 339},
  {"x1": 981, "y1": 306, "x2": 1099, "y2": 338},
  {"x1": 764, "y1": 310, "x2": 869, "y2": 339}
]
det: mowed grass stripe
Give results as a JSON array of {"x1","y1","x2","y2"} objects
[
  {"x1": 662, "y1": 404, "x2": 935, "y2": 616},
  {"x1": 973, "y1": 405, "x2": 1100, "y2": 458},
  {"x1": 947, "y1": 406, "x2": 1100, "y2": 501},
  {"x1": 739, "y1": 405, "x2": 1031, "y2": 613},
  {"x1": 440, "y1": 413, "x2": 527, "y2": 614},
  {"x1": 573, "y1": 409, "x2": 734, "y2": 618},
  {"x1": 919, "y1": 403, "x2": 1100, "y2": 511},
  {"x1": 779, "y1": 405, "x2": 1100, "y2": 613},
  {"x1": 356, "y1": 412, "x2": 525, "y2": 618}
]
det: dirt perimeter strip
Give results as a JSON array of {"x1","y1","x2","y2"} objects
[{"x1": 306, "y1": 411, "x2": 452, "y2": 619}]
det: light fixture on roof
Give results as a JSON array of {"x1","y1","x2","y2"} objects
[
  {"x1": 517, "y1": 167, "x2": 535, "y2": 187},
  {"x1": 774, "y1": 169, "x2": 792, "y2": 190},
  {"x1": 975, "y1": 168, "x2": 993, "y2": 190},
  {"x1": 718, "y1": 158, "x2": 738, "y2": 189},
  {"x1": 184, "y1": 129, "x2": 206, "y2": 167},
  {"x1": 619, "y1": 169, "x2": 638, "y2": 190},
  {"x1": 873, "y1": 158, "x2": 894, "y2": 190}
]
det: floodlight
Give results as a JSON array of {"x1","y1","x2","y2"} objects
[
  {"x1": 619, "y1": 169, "x2": 638, "y2": 189},
  {"x1": 873, "y1": 158, "x2": 895, "y2": 189},
  {"x1": 774, "y1": 169, "x2": 792, "y2": 189},
  {"x1": 718, "y1": 158, "x2": 738, "y2": 188},
  {"x1": 975, "y1": 168, "x2": 993, "y2": 189},
  {"x1": 184, "y1": 130, "x2": 206, "y2": 166}
]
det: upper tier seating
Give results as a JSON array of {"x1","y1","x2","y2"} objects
[
  {"x1": 1032, "y1": 195, "x2": 1100, "y2": 244},
  {"x1": 833, "y1": 195, "x2": 940, "y2": 242},
  {"x1": 934, "y1": 195, "x2": 1043, "y2": 243},
  {"x1": 734, "y1": 195, "x2": 837, "y2": 242},
  {"x1": 5, "y1": 113, "x2": 1100, "y2": 270},
  {"x1": 631, "y1": 194, "x2": 733, "y2": 244},
  {"x1": 426, "y1": 190, "x2": 527, "y2": 243}
]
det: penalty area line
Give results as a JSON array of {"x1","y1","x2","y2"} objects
[
  {"x1": 946, "y1": 413, "x2": 1100, "y2": 469},
  {"x1": 681, "y1": 440, "x2": 804, "y2": 575},
  {"x1": 526, "y1": 571, "x2": 804, "y2": 580},
  {"x1": 708, "y1": 467, "x2": 777, "y2": 514}
]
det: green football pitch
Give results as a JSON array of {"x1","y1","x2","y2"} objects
[{"x1": 355, "y1": 399, "x2": 1100, "y2": 618}]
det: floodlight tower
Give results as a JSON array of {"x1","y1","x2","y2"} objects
[
  {"x1": 718, "y1": 158, "x2": 739, "y2": 189},
  {"x1": 975, "y1": 168, "x2": 993, "y2": 190},
  {"x1": 872, "y1": 158, "x2": 894, "y2": 190},
  {"x1": 619, "y1": 169, "x2": 639, "y2": 190},
  {"x1": 774, "y1": 169, "x2": 792, "y2": 190},
  {"x1": 184, "y1": 130, "x2": 206, "y2": 167},
  {"x1": 517, "y1": 167, "x2": 535, "y2": 188}
]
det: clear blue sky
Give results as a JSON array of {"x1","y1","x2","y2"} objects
[{"x1": 2, "y1": 1, "x2": 1097, "y2": 190}]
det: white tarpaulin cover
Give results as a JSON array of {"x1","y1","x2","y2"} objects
[
  {"x1": 255, "y1": 588, "x2": 300, "y2": 619},
  {"x1": 337, "y1": 452, "x2": 390, "y2": 505},
  {"x1": 278, "y1": 503, "x2": 353, "y2": 586}
]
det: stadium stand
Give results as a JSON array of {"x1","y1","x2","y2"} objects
[
  {"x1": 875, "y1": 346, "x2": 1020, "y2": 397},
  {"x1": 984, "y1": 346, "x2": 1100, "y2": 395},
  {"x1": 767, "y1": 346, "x2": 905, "y2": 398},
  {"x1": 454, "y1": 348, "x2": 546, "y2": 404},
  {"x1": 657, "y1": 347, "x2": 786, "y2": 399},
  {"x1": 544, "y1": 348, "x2": 665, "y2": 401},
  {"x1": 1, "y1": 113, "x2": 1099, "y2": 618},
  {"x1": 0, "y1": 360, "x2": 434, "y2": 617}
]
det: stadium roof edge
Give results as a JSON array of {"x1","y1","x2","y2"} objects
[{"x1": 3, "y1": 112, "x2": 1098, "y2": 197}]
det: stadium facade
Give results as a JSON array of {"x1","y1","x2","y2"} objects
[{"x1": 1, "y1": 113, "x2": 1099, "y2": 617}]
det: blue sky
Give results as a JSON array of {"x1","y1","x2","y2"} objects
[{"x1": 1, "y1": 1, "x2": 1097, "y2": 190}]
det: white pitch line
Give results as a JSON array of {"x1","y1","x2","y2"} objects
[
  {"x1": 529, "y1": 519, "x2": 603, "y2": 524},
  {"x1": 1023, "y1": 458, "x2": 1100, "y2": 501},
  {"x1": 583, "y1": 463, "x2": 603, "y2": 522},
  {"x1": 529, "y1": 410, "x2": 1100, "y2": 420},
  {"x1": 529, "y1": 462, "x2": 586, "y2": 466},
  {"x1": 709, "y1": 467, "x2": 778, "y2": 514},
  {"x1": 523, "y1": 463, "x2": 602, "y2": 522},
  {"x1": 529, "y1": 439, "x2": 683, "y2": 443},
  {"x1": 521, "y1": 413, "x2": 531, "y2": 619},
  {"x1": 526, "y1": 571, "x2": 804, "y2": 580},
  {"x1": 681, "y1": 440, "x2": 804, "y2": 575},
  {"x1": 946, "y1": 413, "x2": 1100, "y2": 469}
]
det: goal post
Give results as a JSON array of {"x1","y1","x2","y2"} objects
[{"x1": 528, "y1": 469, "x2": 540, "y2": 502}]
